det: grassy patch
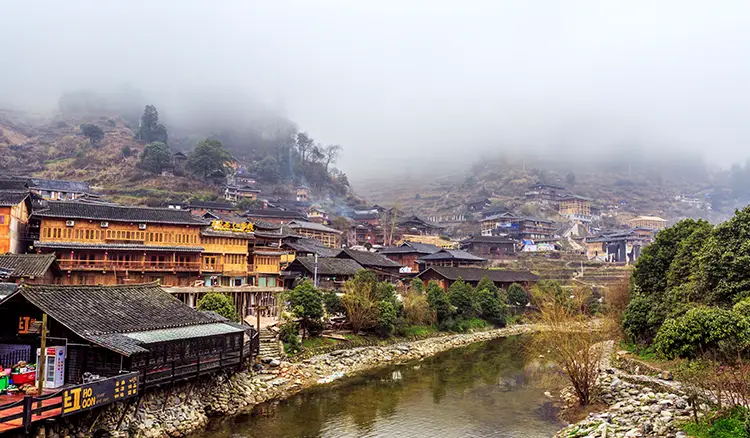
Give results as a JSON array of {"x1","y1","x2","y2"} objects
[
  {"x1": 301, "y1": 336, "x2": 338, "y2": 350},
  {"x1": 449, "y1": 317, "x2": 488, "y2": 333},
  {"x1": 683, "y1": 409, "x2": 748, "y2": 438},
  {"x1": 396, "y1": 324, "x2": 438, "y2": 338}
]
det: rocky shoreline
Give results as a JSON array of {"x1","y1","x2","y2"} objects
[
  {"x1": 555, "y1": 351, "x2": 696, "y2": 438},
  {"x1": 27, "y1": 324, "x2": 541, "y2": 438}
]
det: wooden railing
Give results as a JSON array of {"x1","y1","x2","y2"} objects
[{"x1": 58, "y1": 260, "x2": 202, "y2": 272}]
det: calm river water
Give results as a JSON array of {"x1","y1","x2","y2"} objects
[{"x1": 197, "y1": 336, "x2": 563, "y2": 438}]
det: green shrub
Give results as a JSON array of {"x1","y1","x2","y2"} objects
[
  {"x1": 279, "y1": 321, "x2": 300, "y2": 354},
  {"x1": 733, "y1": 298, "x2": 750, "y2": 317},
  {"x1": 622, "y1": 295, "x2": 662, "y2": 345},
  {"x1": 285, "y1": 280, "x2": 324, "y2": 338},
  {"x1": 403, "y1": 293, "x2": 434, "y2": 326},
  {"x1": 477, "y1": 288, "x2": 507, "y2": 326},
  {"x1": 426, "y1": 280, "x2": 453, "y2": 325},
  {"x1": 197, "y1": 292, "x2": 237, "y2": 321},
  {"x1": 323, "y1": 290, "x2": 345, "y2": 316},
  {"x1": 376, "y1": 300, "x2": 397, "y2": 337},
  {"x1": 448, "y1": 279, "x2": 478, "y2": 319},
  {"x1": 507, "y1": 283, "x2": 529, "y2": 307},
  {"x1": 448, "y1": 317, "x2": 487, "y2": 333},
  {"x1": 654, "y1": 306, "x2": 750, "y2": 359}
]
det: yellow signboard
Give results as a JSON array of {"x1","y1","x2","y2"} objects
[{"x1": 211, "y1": 220, "x2": 254, "y2": 233}]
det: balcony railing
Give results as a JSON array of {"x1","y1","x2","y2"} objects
[{"x1": 58, "y1": 259, "x2": 202, "y2": 272}]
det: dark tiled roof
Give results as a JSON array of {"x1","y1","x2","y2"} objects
[
  {"x1": 246, "y1": 208, "x2": 306, "y2": 220},
  {"x1": 398, "y1": 215, "x2": 444, "y2": 229},
  {"x1": 35, "y1": 241, "x2": 204, "y2": 252},
  {"x1": 0, "y1": 254, "x2": 57, "y2": 278},
  {"x1": 404, "y1": 241, "x2": 443, "y2": 253},
  {"x1": 283, "y1": 240, "x2": 341, "y2": 257},
  {"x1": 0, "y1": 179, "x2": 29, "y2": 190},
  {"x1": 288, "y1": 220, "x2": 342, "y2": 234},
  {"x1": 287, "y1": 256, "x2": 363, "y2": 276},
  {"x1": 417, "y1": 266, "x2": 539, "y2": 283},
  {"x1": 338, "y1": 248, "x2": 401, "y2": 268},
  {"x1": 351, "y1": 211, "x2": 379, "y2": 221},
  {"x1": 0, "y1": 283, "x2": 17, "y2": 297},
  {"x1": 0, "y1": 190, "x2": 30, "y2": 206},
  {"x1": 34, "y1": 201, "x2": 208, "y2": 225},
  {"x1": 251, "y1": 219, "x2": 281, "y2": 231},
  {"x1": 378, "y1": 241, "x2": 442, "y2": 255},
  {"x1": 186, "y1": 201, "x2": 236, "y2": 210},
  {"x1": 28, "y1": 178, "x2": 91, "y2": 193},
  {"x1": 419, "y1": 249, "x2": 487, "y2": 262},
  {"x1": 462, "y1": 236, "x2": 516, "y2": 244},
  {"x1": 11, "y1": 282, "x2": 241, "y2": 355}
]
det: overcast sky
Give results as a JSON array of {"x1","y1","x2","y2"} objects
[{"x1": 2, "y1": 1, "x2": 750, "y2": 175}]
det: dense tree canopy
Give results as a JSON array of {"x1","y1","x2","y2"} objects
[
  {"x1": 137, "y1": 105, "x2": 168, "y2": 144},
  {"x1": 139, "y1": 142, "x2": 172, "y2": 174},
  {"x1": 187, "y1": 139, "x2": 233, "y2": 179},
  {"x1": 286, "y1": 280, "x2": 324, "y2": 339},
  {"x1": 197, "y1": 293, "x2": 237, "y2": 321},
  {"x1": 79, "y1": 123, "x2": 104, "y2": 145}
]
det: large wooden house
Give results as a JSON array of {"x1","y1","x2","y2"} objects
[
  {"x1": 282, "y1": 257, "x2": 363, "y2": 289},
  {"x1": 417, "y1": 249, "x2": 487, "y2": 269},
  {"x1": 336, "y1": 248, "x2": 402, "y2": 280},
  {"x1": 32, "y1": 201, "x2": 207, "y2": 286},
  {"x1": 416, "y1": 266, "x2": 538, "y2": 291},
  {"x1": 459, "y1": 235, "x2": 517, "y2": 258},
  {"x1": 0, "y1": 190, "x2": 31, "y2": 254},
  {"x1": 0, "y1": 283, "x2": 253, "y2": 386},
  {"x1": 378, "y1": 241, "x2": 441, "y2": 273},
  {"x1": 287, "y1": 220, "x2": 342, "y2": 248}
]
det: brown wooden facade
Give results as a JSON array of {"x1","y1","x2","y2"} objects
[{"x1": 0, "y1": 192, "x2": 31, "y2": 254}]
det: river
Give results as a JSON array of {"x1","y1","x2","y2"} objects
[{"x1": 196, "y1": 336, "x2": 563, "y2": 438}]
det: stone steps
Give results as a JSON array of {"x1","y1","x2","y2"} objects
[{"x1": 258, "y1": 327, "x2": 282, "y2": 359}]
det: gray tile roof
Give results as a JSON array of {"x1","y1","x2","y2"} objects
[
  {"x1": 10, "y1": 282, "x2": 243, "y2": 356},
  {"x1": 283, "y1": 240, "x2": 341, "y2": 257},
  {"x1": 35, "y1": 241, "x2": 204, "y2": 252},
  {"x1": 416, "y1": 266, "x2": 539, "y2": 283},
  {"x1": 288, "y1": 220, "x2": 342, "y2": 234},
  {"x1": 28, "y1": 178, "x2": 91, "y2": 193},
  {"x1": 378, "y1": 242, "x2": 442, "y2": 255},
  {"x1": 0, "y1": 254, "x2": 57, "y2": 278},
  {"x1": 338, "y1": 248, "x2": 401, "y2": 268},
  {"x1": 34, "y1": 201, "x2": 208, "y2": 225},
  {"x1": 288, "y1": 256, "x2": 364, "y2": 276},
  {"x1": 0, "y1": 190, "x2": 30, "y2": 207},
  {"x1": 419, "y1": 249, "x2": 487, "y2": 262}
]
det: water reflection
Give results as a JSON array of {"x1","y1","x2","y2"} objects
[{"x1": 197, "y1": 336, "x2": 562, "y2": 438}]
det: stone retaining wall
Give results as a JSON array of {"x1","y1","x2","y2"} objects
[{"x1": 21, "y1": 324, "x2": 540, "y2": 438}]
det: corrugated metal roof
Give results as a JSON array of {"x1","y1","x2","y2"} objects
[{"x1": 124, "y1": 322, "x2": 244, "y2": 344}]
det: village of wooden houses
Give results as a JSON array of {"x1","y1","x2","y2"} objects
[{"x1": 0, "y1": 174, "x2": 665, "y2": 435}]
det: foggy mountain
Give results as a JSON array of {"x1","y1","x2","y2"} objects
[{"x1": 4, "y1": 1, "x2": 750, "y2": 181}]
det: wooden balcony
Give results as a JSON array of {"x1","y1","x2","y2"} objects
[{"x1": 58, "y1": 259, "x2": 202, "y2": 272}]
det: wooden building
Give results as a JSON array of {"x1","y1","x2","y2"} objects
[
  {"x1": 282, "y1": 257, "x2": 363, "y2": 289},
  {"x1": 249, "y1": 222, "x2": 290, "y2": 288},
  {"x1": 397, "y1": 216, "x2": 444, "y2": 236},
  {"x1": 336, "y1": 248, "x2": 402, "y2": 280},
  {"x1": 0, "y1": 190, "x2": 31, "y2": 254},
  {"x1": 307, "y1": 206, "x2": 328, "y2": 224},
  {"x1": 224, "y1": 185, "x2": 261, "y2": 203},
  {"x1": 558, "y1": 195, "x2": 592, "y2": 219},
  {"x1": 32, "y1": 201, "x2": 207, "y2": 286},
  {"x1": 352, "y1": 223, "x2": 386, "y2": 246},
  {"x1": 418, "y1": 249, "x2": 487, "y2": 269},
  {"x1": 295, "y1": 186, "x2": 310, "y2": 202},
  {"x1": 628, "y1": 215, "x2": 667, "y2": 230},
  {"x1": 0, "y1": 283, "x2": 252, "y2": 385},
  {"x1": 416, "y1": 266, "x2": 538, "y2": 290},
  {"x1": 27, "y1": 178, "x2": 94, "y2": 201},
  {"x1": 459, "y1": 235, "x2": 517, "y2": 258},
  {"x1": 200, "y1": 224, "x2": 254, "y2": 287},
  {"x1": 480, "y1": 212, "x2": 556, "y2": 241},
  {"x1": 584, "y1": 230, "x2": 649, "y2": 264},
  {"x1": 0, "y1": 254, "x2": 60, "y2": 284},
  {"x1": 245, "y1": 208, "x2": 307, "y2": 225},
  {"x1": 378, "y1": 241, "x2": 441, "y2": 273},
  {"x1": 287, "y1": 220, "x2": 342, "y2": 248},
  {"x1": 184, "y1": 201, "x2": 237, "y2": 216}
]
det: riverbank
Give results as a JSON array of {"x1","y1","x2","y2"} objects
[
  {"x1": 555, "y1": 349, "x2": 696, "y2": 438},
  {"x1": 27, "y1": 324, "x2": 541, "y2": 438}
]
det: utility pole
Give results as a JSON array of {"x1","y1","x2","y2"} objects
[
  {"x1": 36, "y1": 314, "x2": 47, "y2": 409},
  {"x1": 313, "y1": 253, "x2": 318, "y2": 288}
]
